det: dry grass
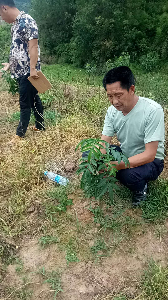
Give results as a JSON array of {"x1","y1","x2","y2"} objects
[{"x1": 0, "y1": 69, "x2": 168, "y2": 300}]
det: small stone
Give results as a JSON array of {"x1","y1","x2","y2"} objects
[
  {"x1": 64, "y1": 162, "x2": 76, "y2": 172},
  {"x1": 27, "y1": 205, "x2": 35, "y2": 213}
]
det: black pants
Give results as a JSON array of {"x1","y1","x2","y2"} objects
[
  {"x1": 16, "y1": 74, "x2": 45, "y2": 137},
  {"x1": 82, "y1": 145, "x2": 164, "y2": 192}
]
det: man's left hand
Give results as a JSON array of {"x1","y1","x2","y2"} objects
[{"x1": 30, "y1": 69, "x2": 39, "y2": 79}]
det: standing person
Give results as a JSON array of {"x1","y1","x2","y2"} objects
[
  {"x1": 0, "y1": 0, "x2": 45, "y2": 143},
  {"x1": 83, "y1": 66, "x2": 165, "y2": 205}
]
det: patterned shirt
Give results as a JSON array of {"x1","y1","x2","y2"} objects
[{"x1": 9, "y1": 11, "x2": 40, "y2": 79}]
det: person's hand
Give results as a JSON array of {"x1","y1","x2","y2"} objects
[
  {"x1": 30, "y1": 68, "x2": 39, "y2": 79},
  {"x1": 0, "y1": 63, "x2": 10, "y2": 78}
]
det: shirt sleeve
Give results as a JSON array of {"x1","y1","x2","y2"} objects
[
  {"x1": 102, "y1": 108, "x2": 115, "y2": 137},
  {"x1": 144, "y1": 108, "x2": 165, "y2": 144},
  {"x1": 25, "y1": 17, "x2": 39, "y2": 41}
]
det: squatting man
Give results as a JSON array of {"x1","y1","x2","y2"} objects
[
  {"x1": 84, "y1": 66, "x2": 165, "y2": 205},
  {"x1": 0, "y1": 0, "x2": 45, "y2": 144}
]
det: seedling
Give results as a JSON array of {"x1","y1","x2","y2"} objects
[
  {"x1": 38, "y1": 235, "x2": 59, "y2": 248},
  {"x1": 76, "y1": 138, "x2": 129, "y2": 201},
  {"x1": 39, "y1": 267, "x2": 63, "y2": 299}
]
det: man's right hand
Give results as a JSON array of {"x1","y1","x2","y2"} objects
[{"x1": 0, "y1": 63, "x2": 10, "y2": 78}]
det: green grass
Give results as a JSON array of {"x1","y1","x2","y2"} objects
[
  {"x1": 140, "y1": 180, "x2": 168, "y2": 223},
  {"x1": 39, "y1": 267, "x2": 63, "y2": 299},
  {"x1": 65, "y1": 237, "x2": 79, "y2": 265},
  {"x1": 140, "y1": 260, "x2": 168, "y2": 300},
  {"x1": 38, "y1": 235, "x2": 59, "y2": 248}
]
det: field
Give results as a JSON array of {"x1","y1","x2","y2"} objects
[{"x1": 0, "y1": 64, "x2": 168, "y2": 300}]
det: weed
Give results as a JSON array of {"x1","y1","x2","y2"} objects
[
  {"x1": 45, "y1": 186, "x2": 73, "y2": 220},
  {"x1": 15, "y1": 258, "x2": 24, "y2": 273},
  {"x1": 39, "y1": 235, "x2": 59, "y2": 248},
  {"x1": 140, "y1": 260, "x2": 168, "y2": 300},
  {"x1": 91, "y1": 238, "x2": 109, "y2": 259},
  {"x1": 44, "y1": 109, "x2": 61, "y2": 126},
  {"x1": 140, "y1": 180, "x2": 168, "y2": 223},
  {"x1": 65, "y1": 238, "x2": 79, "y2": 265},
  {"x1": 8, "y1": 111, "x2": 20, "y2": 123},
  {"x1": 2, "y1": 71, "x2": 19, "y2": 95},
  {"x1": 39, "y1": 267, "x2": 63, "y2": 299}
]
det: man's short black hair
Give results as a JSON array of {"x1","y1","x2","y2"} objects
[
  {"x1": 0, "y1": 0, "x2": 15, "y2": 7},
  {"x1": 103, "y1": 66, "x2": 135, "y2": 91}
]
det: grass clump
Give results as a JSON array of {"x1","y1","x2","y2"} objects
[
  {"x1": 38, "y1": 235, "x2": 59, "y2": 248},
  {"x1": 140, "y1": 180, "x2": 168, "y2": 223},
  {"x1": 139, "y1": 260, "x2": 168, "y2": 300},
  {"x1": 65, "y1": 238, "x2": 79, "y2": 265},
  {"x1": 45, "y1": 186, "x2": 73, "y2": 219},
  {"x1": 39, "y1": 267, "x2": 63, "y2": 299}
]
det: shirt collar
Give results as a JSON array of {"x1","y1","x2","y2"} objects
[{"x1": 13, "y1": 11, "x2": 25, "y2": 25}]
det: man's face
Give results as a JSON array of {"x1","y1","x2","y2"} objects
[
  {"x1": 106, "y1": 81, "x2": 135, "y2": 113},
  {"x1": 0, "y1": 6, "x2": 12, "y2": 23}
]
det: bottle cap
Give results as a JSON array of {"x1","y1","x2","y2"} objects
[{"x1": 44, "y1": 171, "x2": 48, "y2": 176}]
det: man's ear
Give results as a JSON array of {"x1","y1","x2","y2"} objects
[
  {"x1": 129, "y1": 85, "x2": 135, "y2": 94},
  {"x1": 1, "y1": 5, "x2": 7, "y2": 12}
]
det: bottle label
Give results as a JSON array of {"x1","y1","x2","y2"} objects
[{"x1": 55, "y1": 175, "x2": 61, "y2": 183}]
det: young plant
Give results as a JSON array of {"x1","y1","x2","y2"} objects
[
  {"x1": 76, "y1": 138, "x2": 129, "y2": 201},
  {"x1": 2, "y1": 71, "x2": 19, "y2": 95}
]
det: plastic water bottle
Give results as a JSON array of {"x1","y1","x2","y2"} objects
[{"x1": 44, "y1": 171, "x2": 69, "y2": 186}]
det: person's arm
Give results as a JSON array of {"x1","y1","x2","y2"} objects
[
  {"x1": 113, "y1": 141, "x2": 159, "y2": 170},
  {"x1": 28, "y1": 39, "x2": 39, "y2": 79},
  {"x1": 100, "y1": 134, "x2": 112, "y2": 154}
]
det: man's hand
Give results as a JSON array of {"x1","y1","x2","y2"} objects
[
  {"x1": 30, "y1": 68, "x2": 39, "y2": 79},
  {"x1": 0, "y1": 63, "x2": 10, "y2": 78}
]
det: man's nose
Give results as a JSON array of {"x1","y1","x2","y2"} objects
[{"x1": 113, "y1": 97, "x2": 119, "y2": 105}]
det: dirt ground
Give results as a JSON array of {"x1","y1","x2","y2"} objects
[{"x1": 0, "y1": 90, "x2": 168, "y2": 300}]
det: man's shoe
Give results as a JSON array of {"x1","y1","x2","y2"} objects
[
  {"x1": 33, "y1": 126, "x2": 45, "y2": 132},
  {"x1": 132, "y1": 183, "x2": 148, "y2": 206}
]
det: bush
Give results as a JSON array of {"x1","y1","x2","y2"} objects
[{"x1": 139, "y1": 52, "x2": 160, "y2": 72}]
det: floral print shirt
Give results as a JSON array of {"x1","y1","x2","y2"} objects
[{"x1": 9, "y1": 11, "x2": 40, "y2": 79}]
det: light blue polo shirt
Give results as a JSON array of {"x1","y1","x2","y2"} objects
[{"x1": 102, "y1": 97, "x2": 165, "y2": 160}]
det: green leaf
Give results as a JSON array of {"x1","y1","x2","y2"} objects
[{"x1": 88, "y1": 164, "x2": 96, "y2": 174}]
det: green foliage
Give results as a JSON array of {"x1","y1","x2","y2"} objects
[
  {"x1": 139, "y1": 52, "x2": 160, "y2": 72},
  {"x1": 45, "y1": 187, "x2": 73, "y2": 221},
  {"x1": 2, "y1": 71, "x2": 19, "y2": 95},
  {"x1": 105, "y1": 53, "x2": 131, "y2": 71},
  {"x1": 91, "y1": 238, "x2": 109, "y2": 259},
  {"x1": 76, "y1": 138, "x2": 129, "y2": 201},
  {"x1": 30, "y1": 0, "x2": 168, "y2": 68},
  {"x1": 0, "y1": 24, "x2": 10, "y2": 64},
  {"x1": 141, "y1": 260, "x2": 168, "y2": 300},
  {"x1": 38, "y1": 235, "x2": 59, "y2": 248},
  {"x1": 15, "y1": 258, "x2": 24, "y2": 273},
  {"x1": 39, "y1": 267, "x2": 63, "y2": 299},
  {"x1": 65, "y1": 238, "x2": 79, "y2": 265},
  {"x1": 31, "y1": 0, "x2": 76, "y2": 63},
  {"x1": 140, "y1": 180, "x2": 168, "y2": 223},
  {"x1": 8, "y1": 112, "x2": 20, "y2": 123},
  {"x1": 44, "y1": 110, "x2": 61, "y2": 126}
]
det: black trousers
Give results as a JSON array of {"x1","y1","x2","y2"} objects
[
  {"x1": 82, "y1": 145, "x2": 164, "y2": 192},
  {"x1": 16, "y1": 74, "x2": 45, "y2": 137}
]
